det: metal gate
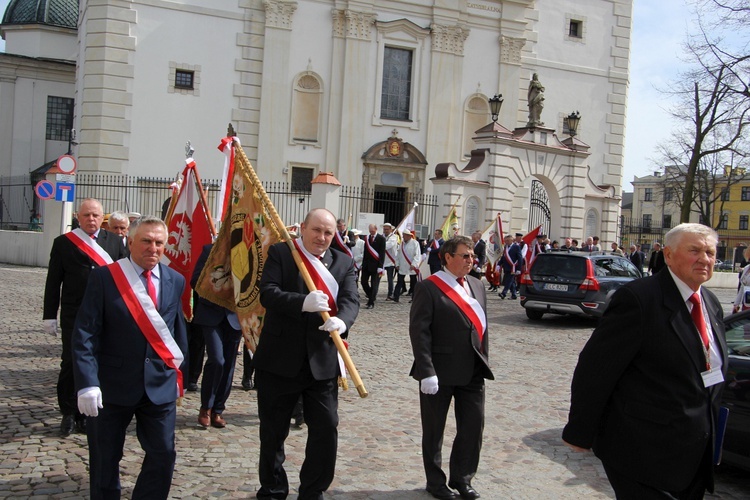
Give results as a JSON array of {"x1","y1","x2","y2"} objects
[{"x1": 529, "y1": 180, "x2": 551, "y2": 236}]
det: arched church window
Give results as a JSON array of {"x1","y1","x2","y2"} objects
[
  {"x1": 463, "y1": 96, "x2": 489, "y2": 158},
  {"x1": 291, "y1": 73, "x2": 323, "y2": 145}
]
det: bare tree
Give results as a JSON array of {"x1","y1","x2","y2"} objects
[{"x1": 654, "y1": 2, "x2": 750, "y2": 223}]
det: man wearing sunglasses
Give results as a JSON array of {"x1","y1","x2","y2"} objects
[{"x1": 409, "y1": 236, "x2": 494, "y2": 499}]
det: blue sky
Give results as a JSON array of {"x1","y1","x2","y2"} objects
[{"x1": 0, "y1": 0, "x2": 693, "y2": 191}]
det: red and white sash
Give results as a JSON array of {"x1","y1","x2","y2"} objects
[
  {"x1": 65, "y1": 228, "x2": 114, "y2": 267},
  {"x1": 385, "y1": 236, "x2": 397, "y2": 265},
  {"x1": 401, "y1": 241, "x2": 415, "y2": 267},
  {"x1": 427, "y1": 271, "x2": 487, "y2": 342},
  {"x1": 333, "y1": 232, "x2": 353, "y2": 258},
  {"x1": 292, "y1": 238, "x2": 339, "y2": 315},
  {"x1": 109, "y1": 259, "x2": 185, "y2": 397},
  {"x1": 504, "y1": 245, "x2": 517, "y2": 273},
  {"x1": 365, "y1": 235, "x2": 380, "y2": 262}
]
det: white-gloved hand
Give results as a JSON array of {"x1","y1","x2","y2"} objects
[
  {"x1": 343, "y1": 235, "x2": 350, "y2": 244},
  {"x1": 377, "y1": 268, "x2": 384, "y2": 275},
  {"x1": 319, "y1": 316, "x2": 346, "y2": 334},
  {"x1": 302, "y1": 290, "x2": 331, "y2": 313},
  {"x1": 44, "y1": 319, "x2": 58, "y2": 337},
  {"x1": 420, "y1": 375, "x2": 439, "y2": 395},
  {"x1": 77, "y1": 387, "x2": 103, "y2": 417}
]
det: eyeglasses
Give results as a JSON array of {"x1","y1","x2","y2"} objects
[{"x1": 450, "y1": 252, "x2": 475, "y2": 260}]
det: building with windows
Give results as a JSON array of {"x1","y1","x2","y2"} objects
[{"x1": 2, "y1": 0, "x2": 633, "y2": 242}]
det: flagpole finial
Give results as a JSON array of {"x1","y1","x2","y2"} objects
[
  {"x1": 185, "y1": 141, "x2": 194, "y2": 158},
  {"x1": 227, "y1": 123, "x2": 236, "y2": 137}
]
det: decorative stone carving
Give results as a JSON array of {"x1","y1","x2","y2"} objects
[
  {"x1": 264, "y1": 0, "x2": 297, "y2": 30},
  {"x1": 431, "y1": 24, "x2": 469, "y2": 55},
  {"x1": 500, "y1": 36, "x2": 525, "y2": 65},
  {"x1": 527, "y1": 73, "x2": 545, "y2": 127},
  {"x1": 345, "y1": 10, "x2": 376, "y2": 40}
]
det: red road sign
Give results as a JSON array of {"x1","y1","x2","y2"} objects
[{"x1": 35, "y1": 180, "x2": 55, "y2": 200}]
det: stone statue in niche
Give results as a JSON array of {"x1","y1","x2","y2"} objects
[{"x1": 527, "y1": 73, "x2": 545, "y2": 127}]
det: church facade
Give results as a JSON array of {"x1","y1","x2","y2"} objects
[{"x1": 2, "y1": 0, "x2": 633, "y2": 242}]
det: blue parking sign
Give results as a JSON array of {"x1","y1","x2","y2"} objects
[{"x1": 55, "y1": 182, "x2": 76, "y2": 202}]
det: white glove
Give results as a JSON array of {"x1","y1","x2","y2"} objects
[
  {"x1": 44, "y1": 319, "x2": 58, "y2": 337},
  {"x1": 302, "y1": 290, "x2": 331, "y2": 313},
  {"x1": 343, "y1": 235, "x2": 350, "y2": 244},
  {"x1": 319, "y1": 316, "x2": 347, "y2": 334},
  {"x1": 420, "y1": 375, "x2": 439, "y2": 395},
  {"x1": 377, "y1": 268, "x2": 384, "y2": 275},
  {"x1": 77, "y1": 387, "x2": 103, "y2": 417}
]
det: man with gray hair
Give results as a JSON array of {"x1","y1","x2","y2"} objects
[
  {"x1": 564, "y1": 223, "x2": 727, "y2": 498},
  {"x1": 107, "y1": 210, "x2": 130, "y2": 249}
]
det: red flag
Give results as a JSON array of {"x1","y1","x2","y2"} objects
[
  {"x1": 522, "y1": 225, "x2": 543, "y2": 268},
  {"x1": 163, "y1": 159, "x2": 214, "y2": 319}
]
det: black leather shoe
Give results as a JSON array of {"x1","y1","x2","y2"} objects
[
  {"x1": 448, "y1": 482, "x2": 480, "y2": 499},
  {"x1": 241, "y1": 378, "x2": 254, "y2": 391},
  {"x1": 60, "y1": 414, "x2": 75, "y2": 437},
  {"x1": 187, "y1": 382, "x2": 199, "y2": 392},
  {"x1": 426, "y1": 485, "x2": 457, "y2": 499},
  {"x1": 365, "y1": 304, "x2": 374, "y2": 309}
]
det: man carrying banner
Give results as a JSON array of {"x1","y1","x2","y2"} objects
[
  {"x1": 72, "y1": 216, "x2": 188, "y2": 500},
  {"x1": 499, "y1": 234, "x2": 523, "y2": 300},
  {"x1": 409, "y1": 235, "x2": 494, "y2": 500},
  {"x1": 43, "y1": 198, "x2": 127, "y2": 437},
  {"x1": 424, "y1": 229, "x2": 445, "y2": 275},
  {"x1": 331, "y1": 218, "x2": 355, "y2": 255},
  {"x1": 253, "y1": 208, "x2": 360, "y2": 500}
]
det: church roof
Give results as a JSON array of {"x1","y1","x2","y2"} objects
[{"x1": 2, "y1": 0, "x2": 78, "y2": 30}]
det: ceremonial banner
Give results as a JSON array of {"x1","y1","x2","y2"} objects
[
  {"x1": 396, "y1": 202, "x2": 418, "y2": 236},
  {"x1": 481, "y1": 213, "x2": 504, "y2": 269},
  {"x1": 216, "y1": 136, "x2": 238, "y2": 222},
  {"x1": 162, "y1": 158, "x2": 214, "y2": 319},
  {"x1": 440, "y1": 206, "x2": 459, "y2": 239},
  {"x1": 522, "y1": 225, "x2": 543, "y2": 267},
  {"x1": 195, "y1": 142, "x2": 281, "y2": 351}
]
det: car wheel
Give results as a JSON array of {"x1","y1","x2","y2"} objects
[{"x1": 526, "y1": 309, "x2": 544, "y2": 320}]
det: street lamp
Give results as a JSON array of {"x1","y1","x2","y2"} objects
[
  {"x1": 566, "y1": 111, "x2": 581, "y2": 137},
  {"x1": 489, "y1": 94, "x2": 504, "y2": 123}
]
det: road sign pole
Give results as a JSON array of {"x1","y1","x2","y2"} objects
[{"x1": 60, "y1": 201, "x2": 72, "y2": 234}]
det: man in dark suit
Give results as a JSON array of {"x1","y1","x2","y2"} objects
[
  {"x1": 191, "y1": 243, "x2": 242, "y2": 428},
  {"x1": 468, "y1": 231, "x2": 486, "y2": 280},
  {"x1": 360, "y1": 223, "x2": 386, "y2": 309},
  {"x1": 499, "y1": 234, "x2": 523, "y2": 300},
  {"x1": 409, "y1": 235, "x2": 494, "y2": 500},
  {"x1": 72, "y1": 216, "x2": 188, "y2": 500},
  {"x1": 330, "y1": 218, "x2": 355, "y2": 255},
  {"x1": 563, "y1": 223, "x2": 728, "y2": 499},
  {"x1": 628, "y1": 243, "x2": 643, "y2": 270},
  {"x1": 43, "y1": 198, "x2": 127, "y2": 436},
  {"x1": 424, "y1": 229, "x2": 445, "y2": 275},
  {"x1": 648, "y1": 241, "x2": 666, "y2": 274},
  {"x1": 253, "y1": 208, "x2": 360, "y2": 500}
]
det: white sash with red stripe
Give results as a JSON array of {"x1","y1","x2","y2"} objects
[
  {"x1": 292, "y1": 238, "x2": 339, "y2": 315},
  {"x1": 65, "y1": 228, "x2": 114, "y2": 267},
  {"x1": 427, "y1": 271, "x2": 487, "y2": 342},
  {"x1": 333, "y1": 232, "x2": 353, "y2": 258},
  {"x1": 109, "y1": 259, "x2": 185, "y2": 397},
  {"x1": 384, "y1": 234, "x2": 397, "y2": 265},
  {"x1": 365, "y1": 235, "x2": 380, "y2": 262},
  {"x1": 504, "y1": 245, "x2": 517, "y2": 273}
]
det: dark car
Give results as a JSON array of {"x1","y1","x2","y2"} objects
[
  {"x1": 719, "y1": 310, "x2": 750, "y2": 471},
  {"x1": 519, "y1": 251, "x2": 642, "y2": 320}
]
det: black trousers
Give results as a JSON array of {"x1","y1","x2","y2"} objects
[
  {"x1": 187, "y1": 321, "x2": 205, "y2": 385},
  {"x1": 393, "y1": 273, "x2": 416, "y2": 300},
  {"x1": 360, "y1": 267, "x2": 381, "y2": 306},
  {"x1": 256, "y1": 367, "x2": 338, "y2": 500},
  {"x1": 419, "y1": 369, "x2": 485, "y2": 489},
  {"x1": 87, "y1": 395, "x2": 176, "y2": 500},
  {"x1": 57, "y1": 327, "x2": 80, "y2": 417}
]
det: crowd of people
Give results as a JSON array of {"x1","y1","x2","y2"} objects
[{"x1": 42, "y1": 199, "x2": 732, "y2": 500}]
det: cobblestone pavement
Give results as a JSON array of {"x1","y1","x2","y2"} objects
[{"x1": 1, "y1": 264, "x2": 748, "y2": 499}]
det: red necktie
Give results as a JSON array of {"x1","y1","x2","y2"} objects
[
  {"x1": 688, "y1": 293, "x2": 710, "y2": 350},
  {"x1": 457, "y1": 277, "x2": 465, "y2": 287},
  {"x1": 90, "y1": 233, "x2": 96, "y2": 240},
  {"x1": 143, "y1": 269, "x2": 158, "y2": 308}
]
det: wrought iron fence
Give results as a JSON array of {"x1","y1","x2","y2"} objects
[
  {"x1": 0, "y1": 175, "x2": 43, "y2": 231},
  {"x1": 339, "y1": 186, "x2": 438, "y2": 239}
]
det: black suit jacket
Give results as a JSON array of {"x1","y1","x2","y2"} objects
[
  {"x1": 330, "y1": 230, "x2": 355, "y2": 254},
  {"x1": 409, "y1": 274, "x2": 494, "y2": 386},
  {"x1": 361, "y1": 233, "x2": 386, "y2": 272},
  {"x1": 628, "y1": 251, "x2": 643, "y2": 270},
  {"x1": 253, "y1": 242, "x2": 360, "y2": 380},
  {"x1": 72, "y1": 261, "x2": 188, "y2": 406},
  {"x1": 44, "y1": 230, "x2": 127, "y2": 329},
  {"x1": 562, "y1": 269, "x2": 727, "y2": 492},
  {"x1": 473, "y1": 239, "x2": 486, "y2": 268},
  {"x1": 424, "y1": 238, "x2": 444, "y2": 269}
]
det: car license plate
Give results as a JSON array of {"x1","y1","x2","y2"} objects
[{"x1": 544, "y1": 283, "x2": 568, "y2": 291}]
